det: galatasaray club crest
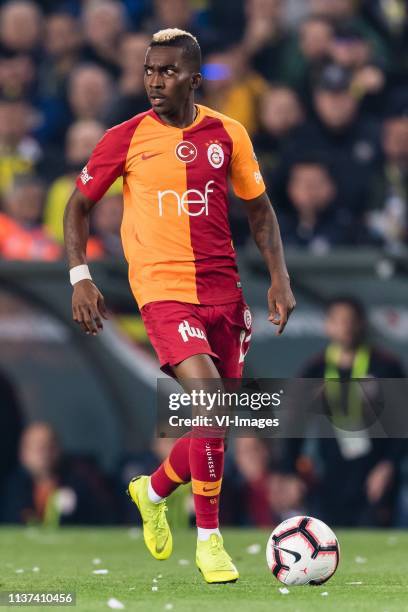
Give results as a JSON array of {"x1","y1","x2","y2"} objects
[
  {"x1": 207, "y1": 142, "x2": 224, "y2": 169},
  {"x1": 244, "y1": 308, "x2": 252, "y2": 330}
]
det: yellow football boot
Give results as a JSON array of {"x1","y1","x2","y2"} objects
[
  {"x1": 196, "y1": 533, "x2": 239, "y2": 583},
  {"x1": 127, "y1": 475, "x2": 172, "y2": 560}
]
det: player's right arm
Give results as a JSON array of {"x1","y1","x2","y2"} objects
[
  {"x1": 63, "y1": 189, "x2": 108, "y2": 336},
  {"x1": 63, "y1": 121, "x2": 134, "y2": 335}
]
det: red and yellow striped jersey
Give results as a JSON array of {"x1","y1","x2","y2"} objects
[{"x1": 76, "y1": 104, "x2": 265, "y2": 308}]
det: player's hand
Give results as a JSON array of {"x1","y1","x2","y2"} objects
[
  {"x1": 268, "y1": 278, "x2": 296, "y2": 335},
  {"x1": 366, "y1": 460, "x2": 394, "y2": 504},
  {"x1": 72, "y1": 279, "x2": 108, "y2": 336}
]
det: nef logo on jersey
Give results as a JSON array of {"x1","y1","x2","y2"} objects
[
  {"x1": 158, "y1": 180, "x2": 214, "y2": 217},
  {"x1": 175, "y1": 141, "x2": 197, "y2": 163},
  {"x1": 178, "y1": 320, "x2": 207, "y2": 343},
  {"x1": 80, "y1": 165, "x2": 93, "y2": 185},
  {"x1": 207, "y1": 142, "x2": 224, "y2": 169}
]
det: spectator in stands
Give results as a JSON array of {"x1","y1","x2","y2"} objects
[
  {"x1": 44, "y1": 119, "x2": 105, "y2": 243},
  {"x1": 299, "y1": 15, "x2": 334, "y2": 64},
  {"x1": 254, "y1": 86, "x2": 304, "y2": 188},
  {"x1": 39, "y1": 12, "x2": 83, "y2": 99},
  {"x1": 105, "y1": 32, "x2": 150, "y2": 126},
  {"x1": 280, "y1": 15, "x2": 334, "y2": 95},
  {"x1": 330, "y1": 22, "x2": 375, "y2": 70},
  {"x1": 35, "y1": 12, "x2": 84, "y2": 144},
  {"x1": 361, "y1": 0, "x2": 408, "y2": 85},
  {"x1": 242, "y1": 0, "x2": 294, "y2": 84},
  {"x1": 0, "y1": 176, "x2": 61, "y2": 260},
  {"x1": 366, "y1": 92, "x2": 408, "y2": 247},
  {"x1": 0, "y1": 98, "x2": 42, "y2": 196},
  {"x1": 1, "y1": 422, "x2": 117, "y2": 524},
  {"x1": 2, "y1": 175, "x2": 46, "y2": 229},
  {"x1": 329, "y1": 22, "x2": 386, "y2": 110},
  {"x1": 278, "y1": 63, "x2": 382, "y2": 215},
  {"x1": 0, "y1": 0, "x2": 43, "y2": 54},
  {"x1": 309, "y1": 0, "x2": 390, "y2": 68},
  {"x1": 201, "y1": 45, "x2": 267, "y2": 135},
  {"x1": 257, "y1": 86, "x2": 304, "y2": 146},
  {"x1": 0, "y1": 53, "x2": 36, "y2": 101},
  {"x1": 43, "y1": 12, "x2": 83, "y2": 76},
  {"x1": 82, "y1": 0, "x2": 126, "y2": 78},
  {"x1": 278, "y1": 156, "x2": 355, "y2": 251},
  {"x1": 280, "y1": 296, "x2": 406, "y2": 526},
  {"x1": 67, "y1": 64, "x2": 113, "y2": 122}
]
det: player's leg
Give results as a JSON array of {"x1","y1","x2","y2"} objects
[
  {"x1": 172, "y1": 354, "x2": 239, "y2": 583},
  {"x1": 127, "y1": 301, "x2": 219, "y2": 561},
  {"x1": 149, "y1": 432, "x2": 191, "y2": 499}
]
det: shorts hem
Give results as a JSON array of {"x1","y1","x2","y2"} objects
[{"x1": 160, "y1": 349, "x2": 219, "y2": 377}]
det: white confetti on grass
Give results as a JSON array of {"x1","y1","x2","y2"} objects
[
  {"x1": 93, "y1": 569, "x2": 109, "y2": 575},
  {"x1": 246, "y1": 543, "x2": 261, "y2": 555},
  {"x1": 107, "y1": 598, "x2": 124, "y2": 609},
  {"x1": 128, "y1": 588, "x2": 135, "y2": 591},
  {"x1": 164, "y1": 605, "x2": 173, "y2": 610},
  {"x1": 93, "y1": 558, "x2": 102, "y2": 565},
  {"x1": 152, "y1": 578, "x2": 158, "y2": 583},
  {"x1": 15, "y1": 569, "x2": 24, "y2": 574},
  {"x1": 128, "y1": 528, "x2": 141, "y2": 539},
  {"x1": 279, "y1": 587, "x2": 290, "y2": 595},
  {"x1": 387, "y1": 536, "x2": 398, "y2": 545},
  {"x1": 321, "y1": 592, "x2": 329, "y2": 597},
  {"x1": 152, "y1": 586, "x2": 158, "y2": 592},
  {"x1": 355, "y1": 556, "x2": 367, "y2": 564},
  {"x1": 157, "y1": 574, "x2": 163, "y2": 578},
  {"x1": 32, "y1": 567, "x2": 40, "y2": 572},
  {"x1": 178, "y1": 559, "x2": 189, "y2": 566},
  {"x1": 346, "y1": 581, "x2": 363, "y2": 585}
]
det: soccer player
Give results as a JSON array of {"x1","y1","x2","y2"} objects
[{"x1": 63, "y1": 29, "x2": 295, "y2": 583}]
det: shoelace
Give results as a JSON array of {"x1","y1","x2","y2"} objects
[
  {"x1": 151, "y1": 501, "x2": 168, "y2": 542},
  {"x1": 209, "y1": 535, "x2": 233, "y2": 570}
]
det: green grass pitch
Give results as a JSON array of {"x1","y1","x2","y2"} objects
[{"x1": 1, "y1": 527, "x2": 408, "y2": 612}]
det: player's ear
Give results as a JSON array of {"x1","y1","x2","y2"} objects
[{"x1": 191, "y1": 72, "x2": 202, "y2": 90}]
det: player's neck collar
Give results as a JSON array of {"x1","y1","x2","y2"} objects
[{"x1": 150, "y1": 104, "x2": 201, "y2": 130}]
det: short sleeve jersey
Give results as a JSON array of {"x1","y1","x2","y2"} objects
[{"x1": 76, "y1": 104, "x2": 265, "y2": 308}]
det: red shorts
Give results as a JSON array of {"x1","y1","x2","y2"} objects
[{"x1": 141, "y1": 299, "x2": 252, "y2": 378}]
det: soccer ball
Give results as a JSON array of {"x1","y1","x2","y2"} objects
[{"x1": 266, "y1": 516, "x2": 340, "y2": 586}]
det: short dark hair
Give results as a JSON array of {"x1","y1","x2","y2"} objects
[
  {"x1": 150, "y1": 28, "x2": 201, "y2": 72},
  {"x1": 289, "y1": 152, "x2": 336, "y2": 181},
  {"x1": 326, "y1": 296, "x2": 366, "y2": 322}
]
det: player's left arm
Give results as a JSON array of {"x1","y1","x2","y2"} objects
[
  {"x1": 243, "y1": 191, "x2": 296, "y2": 335},
  {"x1": 228, "y1": 120, "x2": 295, "y2": 334}
]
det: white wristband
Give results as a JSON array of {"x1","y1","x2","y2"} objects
[{"x1": 70, "y1": 264, "x2": 92, "y2": 286}]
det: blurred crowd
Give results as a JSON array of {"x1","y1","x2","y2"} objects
[
  {"x1": 1, "y1": 296, "x2": 408, "y2": 528},
  {"x1": 0, "y1": 0, "x2": 407, "y2": 260}
]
